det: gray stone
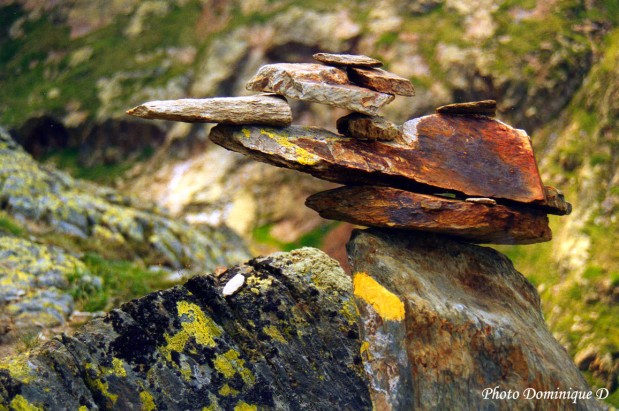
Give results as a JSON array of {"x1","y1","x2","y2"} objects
[
  {"x1": 336, "y1": 113, "x2": 402, "y2": 141},
  {"x1": 246, "y1": 63, "x2": 394, "y2": 115},
  {"x1": 127, "y1": 94, "x2": 292, "y2": 126},
  {"x1": 313, "y1": 53, "x2": 383, "y2": 68}
]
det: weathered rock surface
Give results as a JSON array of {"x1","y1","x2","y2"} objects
[
  {"x1": 336, "y1": 113, "x2": 402, "y2": 141},
  {"x1": 348, "y1": 67, "x2": 415, "y2": 96},
  {"x1": 347, "y1": 229, "x2": 604, "y2": 410},
  {"x1": 0, "y1": 248, "x2": 371, "y2": 410},
  {"x1": 246, "y1": 63, "x2": 394, "y2": 115},
  {"x1": 543, "y1": 186, "x2": 572, "y2": 215},
  {"x1": 126, "y1": 95, "x2": 292, "y2": 126},
  {"x1": 209, "y1": 114, "x2": 547, "y2": 205},
  {"x1": 306, "y1": 186, "x2": 552, "y2": 244},
  {"x1": 436, "y1": 100, "x2": 497, "y2": 117},
  {"x1": 313, "y1": 53, "x2": 383, "y2": 68}
]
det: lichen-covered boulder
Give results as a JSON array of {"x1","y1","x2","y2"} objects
[
  {"x1": 0, "y1": 248, "x2": 371, "y2": 410},
  {"x1": 347, "y1": 229, "x2": 605, "y2": 411}
]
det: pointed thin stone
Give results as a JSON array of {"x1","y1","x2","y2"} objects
[
  {"x1": 436, "y1": 100, "x2": 497, "y2": 116},
  {"x1": 336, "y1": 113, "x2": 402, "y2": 141},
  {"x1": 126, "y1": 94, "x2": 292, "y2": 126},
  {"x1": 246, "y1": 63, "x2": 394, "y2": 115},
  {"x1": 306, "y1": 186, "x2": 552, "y2": 245},
  {"x1": 347, "y1": 67, "x2": 415, "y2": 96},
  {"x1": 313, "y1": 53, "x2": 383, "y2": 68},
  {"x1": 209, "y1": 114, "x2": 548, "y2": 205}
]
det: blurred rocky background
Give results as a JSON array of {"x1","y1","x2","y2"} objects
[{"x1": 0, "y1": 0, "x2": 617, "y2": 406}]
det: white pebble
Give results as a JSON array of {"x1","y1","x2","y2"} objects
[{"x1": 222, "y1": 273, "x2": 245, "y2": 297}]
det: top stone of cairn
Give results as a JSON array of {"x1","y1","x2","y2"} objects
[{"x1": 313, "y1": 53, "x2": 383, "y2": 68}]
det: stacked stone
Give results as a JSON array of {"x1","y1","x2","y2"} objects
[{"x1": 128, "y1": 53, "x2": 571, "y2": 245}]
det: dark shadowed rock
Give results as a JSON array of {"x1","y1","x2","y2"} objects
[
  {"x1": 313, "y1": 53, "x2": 383, "y2": 68},
  {"x1": 0, "y1": 248, "x2": 371, "y2": 410},
  {"x1": 306, "y1": 186, "x2": 552, "y2": 244},
  {"x1": 347, "y1": 229, "x2": 605, "y2": 411},
  {"x1": 543, "y1": 186, "x2": 572, "y2": 215},
  {"x1": 347, "y1": 67, "x2": 415, "y2": 96},
  {"x1": 436, "y1": 100, "x2": 497, "y2": 116},
  {"x1": 336, "y1": 113, "x2": 402, "y2": 141},
  {"x1": 127, "y1": 95, "x2": 292, "y2": 126},
  {"x1": 246, "y1": 63, "x2": 394, "y2": 115},
  {"x1": 209, "y1": 114, "x2": 548, "y2": 206}
]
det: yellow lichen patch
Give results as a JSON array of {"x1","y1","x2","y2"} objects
[
  {"x1": 353, "y1": 272, "x2": 405, "y2": 321},
  {"x1": 90, "y1": 378, "x2": 118, "y2": 406},
  {"x1": 140, "y1": 390, "x2": 156, "y2": 411},
  {"x1": 161, "y1": 301, "x2": 223, "y2": 361},
  {"x1": 218, "y1": 383, "x2": 239, "y2": 397},
  {"x1": 213, "y1": 349, "x2": 255, "y2": 385},
  {"x1": 260, "y1": 130, "x2": 319, "y2": 166},
  {"x1": 111, "y1": 358, "x2": 127, "y2": 377},
  {"x1": 233, "y1": 402, "x2": 258, "y2": 411},
  {"x1": 241, "y1": 128, "x2": 251, "y2": 139},
  {"x1": 78, "y1": 406, "x2": 89, "y2": 411},
  {"x1": 360, "y1": 340, "x2": 373, "y2": 361},
  {"x1": 340, "y1": 298, "x2": 359, "y2": 325},
  {"x1": 9, "y1": 395, "x2": 43, "y2": 411},
  {"x1": 263, "y1": 325, "x2": 287, "y2": 344},
  {"x1": 0, "y1": 355, "x2": 34, "y2": 384}
]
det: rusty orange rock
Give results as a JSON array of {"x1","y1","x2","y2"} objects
[{"x1": 306, "y1": 185, "x2": 552, "y2": 244}]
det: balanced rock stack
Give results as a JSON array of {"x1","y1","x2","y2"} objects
[{"x1": 128, "y1": 53, "x2": 571, "y2": 245}]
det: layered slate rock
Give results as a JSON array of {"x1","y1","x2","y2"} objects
[
  {"x1": 306, "y1": 186, "x2": 552, "y2": 244},
  {"x1": 127, "y1": 95, "x2": 292, "y2": 126},
  {"x1": 0, "y1": 248, "x2": 371, "y2": 410},
  {"x1": 436, "y1": 99, "x2": 497, "y2": 117},
  {"x1": 347, "y1": 67, "x2": 415, "y2": 96},
  {"x1": 246, "y1": 63, "x2": 394, "y2": 116},
  {"x1": 209, "y1": 114, "x2": 548, "y2": 206},
  {"x1": 312, "y1": 53, "x2": 383, "y2": 68},
  {"x1": 336, "y1": 113, "x2": 402, "y2": 141},
  {"x1": 347, "y1": 229, "x2": 604, "y2": 410}
]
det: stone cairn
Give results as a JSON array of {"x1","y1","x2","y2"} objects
[{"x1": 128, "y1": 52, "x2": 572, "y2": 245}]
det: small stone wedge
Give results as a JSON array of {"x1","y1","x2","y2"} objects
[
  {"x1": 347, "y1": 67, "x2": 415, "y2": 96},
  {"x1": 209, "y1": 114, "x2": 548, "y2": 205},
  {"x1": 246, "y1": 63, "x2": 394, "y2": 115},
  {"x1": 313, "y1": 53, "x2": 383, "y2": 68},
  {"x1": 306, "y1": 185, "x2": 552, "y2": 244},
  {"x1": 436, "y1": 100, "x2": 497, "y2": 116},
  {"x1": 126, "y1": 94, "x2": 292, "y2": 126},
  {"x1": 336, "y1": 113, "x2": 402, "y2": 141}
]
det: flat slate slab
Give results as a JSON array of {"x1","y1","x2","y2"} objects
[
  {"x1": 313, "y1": 53, "x2": 383, "y2": 68},
  {"x1": 436, "y1": 100, "x2": 497, "y2": 117},
  {"x1": 209, "y1": 114, "x2": 549, "y2": 206},
  {"x1": 306, "y1": 186, "x2": 552, "y2": 244},
  {"x1": 126, "y1": 94, "x2": 292, "y2": 126},
  {"x1": 246, "y1": 63, "x2": 394, "y2": 115},
  {"x1": 348, "y1": 67, "x2": 415, "y2": 96},
  {"x1": 336, "y1": 113, "x2": 402, "y2": 141}
]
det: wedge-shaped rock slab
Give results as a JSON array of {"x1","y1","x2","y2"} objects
[
  {"x1": 313, "y1": 53, "x2": 383, "y2": 68},
  {"x1": 306, "y1": 186, "x2": 551, "y2": 244},
  {"x1": 544, "y1": 186, "x2": 572, "y2": 215},
  {"x1": 436, "y1": 99, "x2": 497, "y2": 116},
  {"x1": 348, "y1": 67, "x2": 415, "y2": 96},
  {"x1": 246, "y1": 63, "x2": 394, "y2": 115},
  {"x1": 209, "y1": 114, "x2": 546, "y2": 205},
  {"x1": 337, "y1": 113, "x2": 402, "y2": 141},
  {"x1": 126, "y1": 94, "x2": 292, "y2": 126}
]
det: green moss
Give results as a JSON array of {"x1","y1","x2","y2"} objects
[
  {"x1": 252, "y1": 222, "x2": 336, "y2": 252},
  {"x1": 0, "y1": 211, "x2": 25, "y2": 237},
  {"x1": 71, "y1": 253, "x2": 178, "y2": 312}
]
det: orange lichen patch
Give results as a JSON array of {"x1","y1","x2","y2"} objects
[{"x1": 353, "y1": 272, "x2": 405, "y2": 321}]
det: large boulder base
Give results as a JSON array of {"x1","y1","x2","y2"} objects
[
  {"x1": 0, "y1": 248, "x2": 371, "y2": 410},
  {"x1": 347, "y1": 229, "x2": 604, "y2": 410}
]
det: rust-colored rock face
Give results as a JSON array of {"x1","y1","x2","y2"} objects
[
  {"x1": 336, "y1": 113, "x2": 402, "y2": 141},
  {"x1": 347, "y1": 67, "x2": 416, "y2": 96},
  {"x1": 347, "y1": 229, "x2": 604, "y2": 411},
  {"x1": 209, "y1": 114, "x2": 546, "y2": 205},
  {"x1": 436, "y1": 99, "x2": 497, "y2": 116},
  {"x1": 306, "y1": 186, "x2": 551, "y2": 244}
]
